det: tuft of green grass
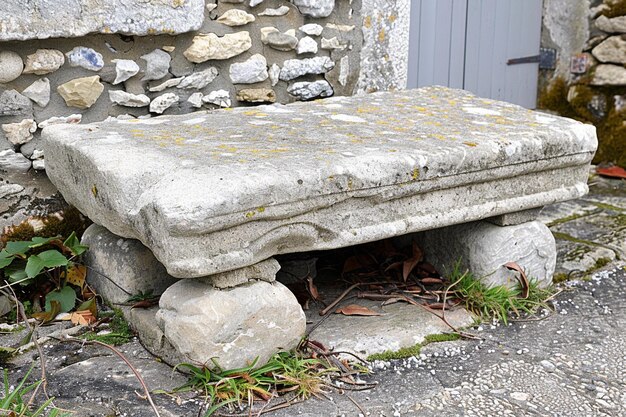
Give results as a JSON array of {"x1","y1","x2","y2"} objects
[
  {"x1": 450, "y1": 265, "x2": 553, "y2": 325},
  {"x1": 84, "y1": 308, "x2": 132, "y2": 346},
  {"x1": 173, "y1": 351, "x2": 335, "y2": 416},
  {"x1": 1, "y1": 366, "x2": 69, "y2": 416}
]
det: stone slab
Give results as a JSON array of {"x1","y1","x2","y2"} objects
[
  {"x1": 307, "y1": 298, "x2": 474, "y2": 359},
  {"x1": 42, "y1": 87, "x2": 597, "y2": 278},
  {"x1": 0, "y1": 0, "x2": 205, "y2": 41}
]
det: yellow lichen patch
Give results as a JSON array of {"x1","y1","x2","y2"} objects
[
  {"x1": 411, "y1": 168, "x2": 420, "y2": 180},
  {"x1": 389, "y1": 13, "x2": 397, "y2": 23},
  {"x1": 463, "y1": 141, "x2": 478, "y2": 147},
  {"x1": 172, "y1": 0, "x2": 185, "y2": 8},
  {"x1": 378, "y1": 29, "x2": 386, "y2": 43}
]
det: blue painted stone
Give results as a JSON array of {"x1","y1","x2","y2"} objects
[{"x1": 66, "y1": 46, "x2": 104, "y2": 72}]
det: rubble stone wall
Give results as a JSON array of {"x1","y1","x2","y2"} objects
[
  {"x1": 0, "y1": 0, "x2": 410, "y2": 235},
  {"x1": 540, "y1": 0, "x2": 626, "y2": 167}
]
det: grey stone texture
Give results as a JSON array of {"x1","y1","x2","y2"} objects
[
  {"x1": 591, "y1": 35, "x2": 626, "y2": 64},
  {"x1": 0, "y1": 0, "x2": 206, "y2": 40},
  {"x1": 155, "y1": 280, "x2": 306, "y2": 369},
  {"x1": 357, "y1": 0, "x2": 411, "y2": 92},
  {"x1": 0, "y1": 51, "x2": 24, "y2": 83},
  {"x1": 42, "y1": 87, "x2": 596, "y2": 279},
  {"x1": 81, "y1": 224, "x2": 178, "y2": 304},
  {"x1": 415, "y1": 220, "x2": 557, "y2": 288}
]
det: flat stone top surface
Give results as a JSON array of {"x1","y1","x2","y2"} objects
[
  {"x1": 43, "y1": 87, "x2": 597, "y2": 277},
  {"x1": 0, "y1": 0, "x2": 205, "y2": 41}
]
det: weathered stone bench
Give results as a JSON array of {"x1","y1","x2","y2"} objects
[{"x1": 42, "y1": 86, "x2": 597, "y2": 368}]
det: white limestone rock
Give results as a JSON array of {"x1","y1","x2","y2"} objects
[
  {"x1": 417, "y1": 220, "x2": 556, "y2": 288},
  {"x1": 217, "y1": 9, "x2": 255, "y2": 26},
  {"x1": 22, "y1": 78, "x2": 51, "y2": 107},
  {"x1": 0, "y1": 149, "x2": 31, "y2": 172},
  {"x1": 184, "y1": 32, "x2": 252, "y2": 63},
  {"x1": 81, "y1": 224, "x2": 178, "y2": 304},
  {"x1": 149, "y1": 93, "x2": 179, "y2": 114},
  {"x1": 592, "y1": 35, "x2": 626, "y2": 64},
  {"x1": 338, "y1": 55, "x2": 350, "y2": 86},
  {"x1": 296, "y1": 36, "x2": 318, "y2": 54},
  {"x1": 591, "y1": 64, "x2": 626, "y2": 85},
  {"x1": 279, "y1": 57, "x2": 335, "y2": 81},
  {"x1": 250, "y1": 0, "x2": 264, "y2": 6},
  {"x1": 141, "y1": 49, "x2": 171, "y2": 81},
  {"x1": 0, "y1": 51, "x2": 23, "y2": 83},
  {"x1": 32, "y1": 159, "x2": 45, "y2": 170},
  {"x1": 2, "y1": 119, "x2": 37, "y2": 146},
  {"x1": 321, "y1": 37, "x2": 346, "y2": 51},
  {"x1": 57, "y1": 76, "x2": 104, "y2": 109},
  {"x1": 66, "y1": 47, "x2": 104, "y2": 72},
  {"x1": 23, "y1": 49, "x2": 64, "y2": 75},
  {"x1": 299, "y1": 23, "x2": 323, "y2": 36},
  {"x1": 595, "y1": 15, "x2": 626, "y2": 33},
  {"x1": 260, "y1": 27, "x2": 280, "y2": 43},
  {"x1": 149, "y1": 78, "x2": 183, "y2": 92},
  {"x1": 109, "y1": 90, "x2": 151, "y2": 107},
  {"x1": 0, "y1": 0, "x2": 206, "y2": 41},
  {"x1": 203, "y1": 89, "x2": 231, "y2": 107},
  {"x1": 156, "y1": 280, "x2": 305, "y2": 369},
  {"x1": 287, "y1": 80, "x2": 333, "y2": 100},
  {"x1": 269, "y1": 64, "x2": 281, "y2": 86},
  {"x1": 187, "y1": 92, "x2": 203, "y2": 108},
  {"x1": 177, "y1": 67, "x2": 219, "y2": 90},
  {"x1": 229, "y1": 54, "x2": 269, "y2": 84},
  {"x1": 236, "y1": 88, "x2": 276, "y2": 103},
  {"x1": 326, "y1": 23, "x2": 355, "y2": 32},
  {"x1": 259, "y1": 6, "x2": 290, "y2": 16},
  {"x1": 38, "y1": 114, "x2": 81, "y2": 129},
  {"x1": 291, "y1": 0, "x2": 335, "y2": 17},
  {"x1": 113, "y1": 59, "x2": 140, "y2": 84}
]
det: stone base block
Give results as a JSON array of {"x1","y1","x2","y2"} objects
[
  {"x1": 415, "y1": 220, "x2": 556, "y2": 288},
  {"x1": 81, "y1": 224, "x2": 178, "y2": 304},
  {"x1": 487, "y1": 207, "x2": 543, "y2": 226},
  {"x1": 155, "y1": 280, "x2": 306, "y2": 369}
]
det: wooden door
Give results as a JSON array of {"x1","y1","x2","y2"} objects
[{"x1": 407, "y1": 0, "x2": 543, "y2": 109}]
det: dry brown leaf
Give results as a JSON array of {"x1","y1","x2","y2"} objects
[
  {"x1": 70, "y1": 309, "x2": 97, "y2": 325},
  {"x1": 381, "y1": 297, "x2": 403, "y2": 306},
  {"x1": 503, "y1": 262, "x2": 529, "y2": 299},
  {"x1": 65, "y1": 265, "x2": 87, "y2": 288},
  {"x1": 335, "y1": 304, "x2": 382, "y2": 316},
  {"x1": 402, "y1": 241, "x2": 424, "y2": 281},
  {"x1": 427, "y1": 302, "x2": 447, "y2": 310},
  {"x1": 306, "y1": 276, "x2": 320, "y2": 300}
]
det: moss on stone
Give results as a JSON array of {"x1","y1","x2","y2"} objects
[
  {"x1": 602, "y1": 0, "x2": 626, "y2": 18},
  {"x1": 595, "y1": 108, "x2": 626, "y2": 167},
  {"x1": 553, "y1": 272, "x2": 569, "y2": 284},
  {"x1": 367, "y1": 333, "x2": 460, "y2": 361},
  {"x1": 0, "y1": 206, "x2": 89, "y2": 248},
  {"x1": 537, "y1": 77, "x2": 626, "y2": 168}
]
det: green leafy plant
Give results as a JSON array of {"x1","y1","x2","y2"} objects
[
  {"x1": 0, "y1": 232, "x2": 89, "y2": 319},
  {"x1": 1, "y1": 366, "x2": 68, "y2": 416},
  {"x1": 173, "y1": 352, "x2": 334, "y2": 416}
]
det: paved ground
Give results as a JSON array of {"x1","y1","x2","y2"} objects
[{"x1": 2, "y1": 172, "x2": 626, "y2": 417}]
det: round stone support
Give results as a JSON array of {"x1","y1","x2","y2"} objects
[
  {"x1": 155, "y1": 278, "x2": 306, "y2": 370},
  {"x1": 415, "y1": 220, "x2": 556, "y2": 287}
]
